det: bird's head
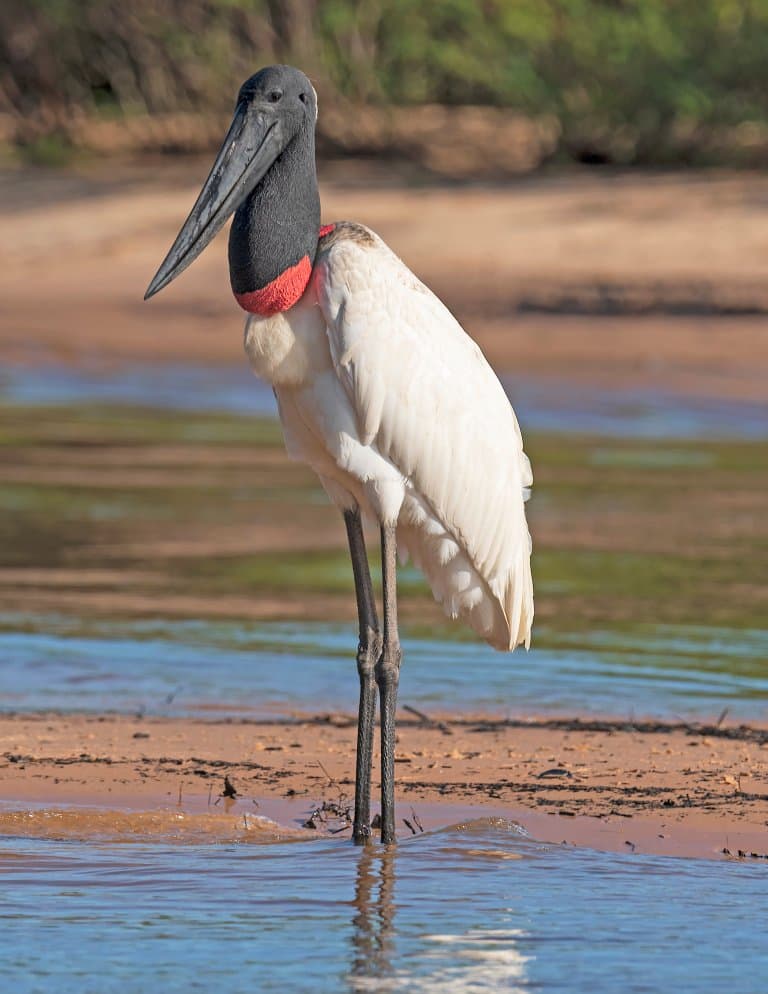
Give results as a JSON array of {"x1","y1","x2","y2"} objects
[{"x1": 144, "y1": 65, "x2": 318, "y2": 300}]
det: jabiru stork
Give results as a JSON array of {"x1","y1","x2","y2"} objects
[{"x1": 145, "y1": 65, "x2": 533, "y2": 845}]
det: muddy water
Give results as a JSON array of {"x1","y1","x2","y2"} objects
[{"x1": 2, "y1": 817, "x2": 767, "y2": 993}]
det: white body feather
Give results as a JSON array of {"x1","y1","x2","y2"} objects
[{"x1": 244, "y1": 225, "x2": 533, "y2": 650}]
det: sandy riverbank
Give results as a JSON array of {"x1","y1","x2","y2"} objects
[
  {"x1": 1, "y1": 165, "x2": 767, "y2": 405},
  {"x1": 1, "y1": 711, "x2": 766, "y2": 860}
]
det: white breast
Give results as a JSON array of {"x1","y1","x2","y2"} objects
[{"x1": 243, "y1": 294, "x2": 330, "y2": 387}]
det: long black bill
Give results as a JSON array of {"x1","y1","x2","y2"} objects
[{"x1": 144, "y1": 104, "x2": 284, "y2": 300}]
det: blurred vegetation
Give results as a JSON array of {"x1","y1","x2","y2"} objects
[{"x1": 2, "y1": 0, "x2": 768, "y2": 167}]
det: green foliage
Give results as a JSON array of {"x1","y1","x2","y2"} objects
[
  {"x1": 18, "y1": 133, "x2": 75, "y2": 166},
  {"x1": 2, "y1": 0, "x2": 768, "y2": 164}
]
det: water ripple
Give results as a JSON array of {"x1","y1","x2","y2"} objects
[
  {"x1": 1, "y1": 615, "x2": 766, "y2": 721},
  {"x1": 1, "y1": 821, "x2": 766, "y2": 993}
]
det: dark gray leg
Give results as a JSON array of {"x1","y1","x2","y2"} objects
[
  {"x1": 343, "y1": 507, "x2": 382, "y2": 844},
  {"x1": 376, "y1": 523, "x2": 402, "y2": 844}
]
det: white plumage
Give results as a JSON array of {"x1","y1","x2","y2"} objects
[
  {"x1": 244, "y1": 223, "x2": 533, "y2": 651},
  {"x1": 144, "y1": 64, "x2": 535, "y2": 842}
]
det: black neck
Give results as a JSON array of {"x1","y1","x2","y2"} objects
[{"x1": 228, "y1": 120, "x2": 320, "y2": 295}]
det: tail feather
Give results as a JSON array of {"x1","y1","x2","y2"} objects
[{"x1": 398, "y1": 498, "x2": 534, "y2": 651}]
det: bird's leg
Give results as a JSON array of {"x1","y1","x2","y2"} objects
[
  {"x1": 376, "y1": 523, "x2": 402, "y2": 845},
  {"x1": 343, "y1": 507, "x2": 382, "y2": 844}
]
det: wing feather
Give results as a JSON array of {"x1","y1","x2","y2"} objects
[{"x1": 315, "y1": 227, "x2": 533, "y2": 649}]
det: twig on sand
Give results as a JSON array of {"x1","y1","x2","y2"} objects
[
  {"x1": 403, "y1": 806, "x2": 425, "y2": 836},
  {"x1": 317, "y1": 760, "x2": 337, "y2": 786},
  {"x1": 403, "y1": 704, "x2": 453, "y2": 736},
  {"x1": 302, "y1": 796, "x2": 352, "y2": 831}
]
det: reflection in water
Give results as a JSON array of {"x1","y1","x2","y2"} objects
[
  {"x1": 348, "y1": 842, "x2": 530, "y2": 993},
  {"x1": 350, "y1": 845, "x2": 396, "y2": 986},
  {"x1": 1, "y1": 826, "x2": 767, "y2": 992},
  {"x1": 416, "y1": 929, "x2": 530, "y2": 994}
]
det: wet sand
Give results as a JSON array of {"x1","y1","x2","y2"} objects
[{"x1": 1, "y1": 711, "x2": 766, "y2": 860}]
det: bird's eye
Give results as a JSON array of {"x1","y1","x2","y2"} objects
[
  {"x1": 299, "y1": 92, "x2": 308, "y2": 104},
  {"x1": 267, "y1": 89, "x2": 282, "y2": 103}
]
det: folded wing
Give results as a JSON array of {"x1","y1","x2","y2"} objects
[{"x1": 314, "y1": 225, "x2": 533, "y2": 650}]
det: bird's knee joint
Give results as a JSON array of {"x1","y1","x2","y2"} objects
[
  {"x1": 375, "y1": 643, "x2": 402, "y2": 685},
  {"x1": 356, "y1": 627, "x2": 382, "y2": 678},
  {"x1": 356, "y1": 649, "x2": 374, "y2": 679}
]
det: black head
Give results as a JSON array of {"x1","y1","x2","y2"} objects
[
  {"x1": 237, "y1": 65, "x2": 317, "y2": 135},
  {"x1": 145, "y1": 65, "x2": 317, "y2": 300}
]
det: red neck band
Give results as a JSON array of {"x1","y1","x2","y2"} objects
[{"x1": 234, "y1": 224, "x2": 337, "y2": 317}]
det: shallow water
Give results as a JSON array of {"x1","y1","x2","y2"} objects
[
  {"x1": 1, "y1": 616, "x2": 767, "y2": 721},
  {"x1": 3, "y1": 361, "x2": 766, "y2": 438},
  {"x1": 1, "y1": 369, "x2": 767, "y2": 993},
  {"x1": 1, "y1": 380, "x2": 767, "y2": 722},
  {"x1": 2, "y1": 818, "x2": 767, "y2": 994}
]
